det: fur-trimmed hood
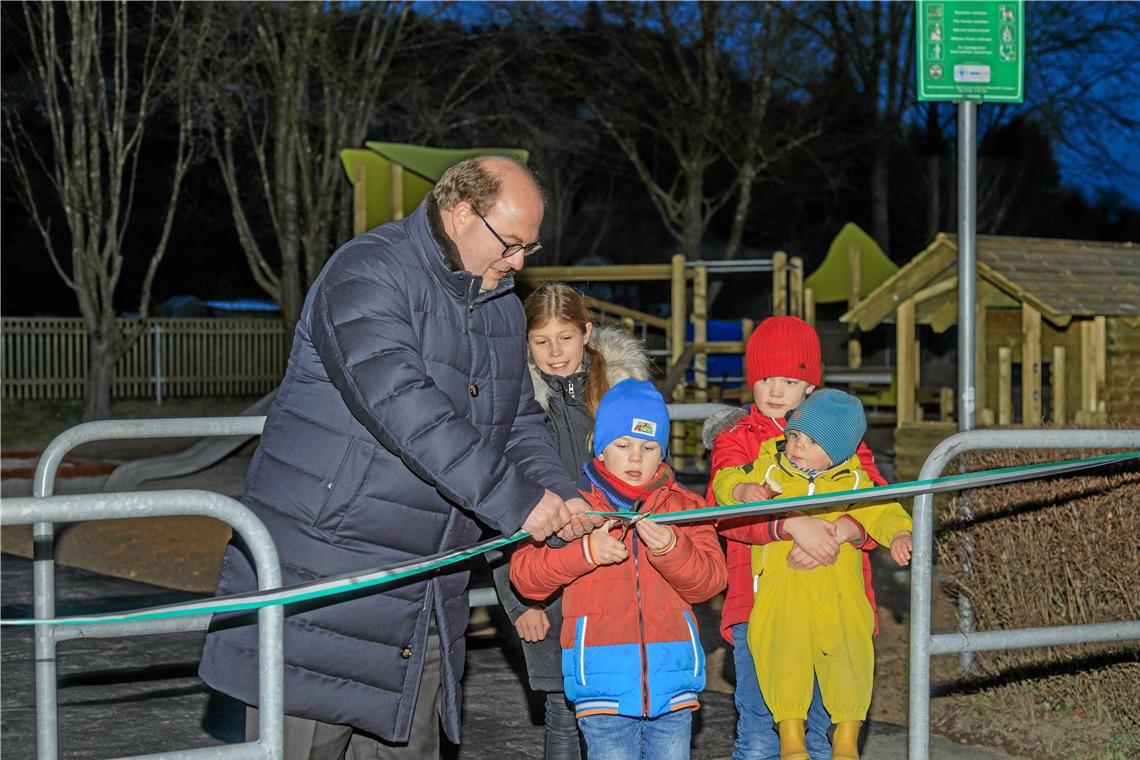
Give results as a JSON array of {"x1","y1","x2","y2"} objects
[
  {"x1": 529, "y1": 324, "x2": 651, "y2": 411},
  {"x1": 701, "y1": 405, "x2": 750, "y2": 450}
]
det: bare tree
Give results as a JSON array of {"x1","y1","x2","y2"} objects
[
  {"x1": 204, "y1": 2, "x2": 410, "y2": 329},
  {"x1": 3, "y1": 1, "x2": 201, "y2": 419},
  {"x1": 799, "y1": 1, "x2": 915, "y2": 256},
  {"x1": 556, "y1": 2, "x2": 820, "y2": 266}
]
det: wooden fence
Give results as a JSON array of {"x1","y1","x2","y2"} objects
[{"x1": 1, "y1": 317, "x2": 287, "y2": 400}]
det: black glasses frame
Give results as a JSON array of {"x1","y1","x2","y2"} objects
[{"x1": 475, "y1": 210, "x2": 543, "y2": 258}]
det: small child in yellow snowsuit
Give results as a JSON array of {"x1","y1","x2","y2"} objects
[{"x1": 712, "y1": 389, "x2": 913, "y2": 760}]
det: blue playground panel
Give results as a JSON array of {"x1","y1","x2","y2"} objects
[{"x1": 685, "y1": 320, "x2": 745, "y2": 388}]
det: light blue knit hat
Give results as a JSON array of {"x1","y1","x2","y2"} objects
[{"x1": 785, "y1": 389, "x2": 866, "y2": 466}]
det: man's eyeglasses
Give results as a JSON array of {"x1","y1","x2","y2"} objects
[{"x1": 475, "y1": 210, "x2": 543, "y2": 258}]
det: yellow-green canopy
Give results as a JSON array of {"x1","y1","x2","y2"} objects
[
  {"x1": 805, "y1": 223, "x2": 899, "y2": 304},
  {"x1": 339, "y1": 142, "x2": 529, "y2": 232}
]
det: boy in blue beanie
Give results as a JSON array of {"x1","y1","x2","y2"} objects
[
  {"x1": 712, "y1": 389, "x2": 912, "y2": 760},
  {"x1": 511, "y1": 379, "x2": 727, "y2": 760}
]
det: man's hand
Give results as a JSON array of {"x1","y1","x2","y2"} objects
[
  {"x1": 783, "y1": 515, "x2": 840, "y2": 566},
  {"x1": 556, "y1": 497, "x2": 601, "y2": 541},
  {"x1": 890, "y1": 531, "x2": 913, "y2": 566},
  {"x1": 514, "y1": 606, "x2": 550, "y2": 643},
  {"x1": 522, "y1": 489, "x2": 572, "y2": 542}
]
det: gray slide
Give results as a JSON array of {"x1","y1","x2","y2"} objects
[{"x1": 102, "y1": 390, "x2": 275, "y2": 491}]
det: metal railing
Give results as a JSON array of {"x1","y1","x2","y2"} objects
[
  {"x1": 21, "y1": 417, "x2": 279, "y2": 760},
  {"x1": 5, "y1": 490, "x2": 283, "y2": 760},
  {"x1": 908, "y1": 428, "x2": 1140, "y2": 760}
]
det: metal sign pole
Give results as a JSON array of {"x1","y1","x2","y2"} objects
[{"x1": 956, "y1": 99, "x2": 978, "y2": 673}]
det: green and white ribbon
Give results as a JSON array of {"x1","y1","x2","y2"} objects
[{"x1": 3, "y1": 450, "x2": 1136, "y2": 627}]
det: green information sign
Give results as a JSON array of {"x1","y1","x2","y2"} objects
[{"x1": 917, "y1": 0, "x2": 1024, "y2": 103}]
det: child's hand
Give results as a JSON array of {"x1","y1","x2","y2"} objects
[
  {"x1": 732, "y1": 479, "x2": 781, "y2": 504},
  {"x1": 890, "y1": 531, "x2": 913, "y2": 566},
  {"x1": 786, "y1": 544, "x2": 823, "y2": 570},
  {"x1": 514, "y1": 606, "x2": 550, "y2": 643},
  {"x1": 784, "y1": 515, "x2": 840, "y2": 565},
  {"x1": 634, "y1": 518, "x2": 676, "y2": 554},
  {"x1": 587, "y1": 521, "x2": 628, "y2": 565}
]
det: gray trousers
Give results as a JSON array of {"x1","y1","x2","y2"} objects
[{"x1": 247, "y1": 623, "x2": 442, "y2": 760}]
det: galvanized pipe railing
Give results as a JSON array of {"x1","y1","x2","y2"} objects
[
  {"x1": 28, "y1": 418, "x2": 269, "y2": 760},
  {"x1": 5, "y1": 490, "x2": 283, "y2": 760},
  {"x1": 908, "y1": 429, "x2": 1140, "y2": 760}
]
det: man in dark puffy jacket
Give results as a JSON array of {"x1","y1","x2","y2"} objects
[{"x1": 198, "y1": 156, "x2": 595, "y2": 760}]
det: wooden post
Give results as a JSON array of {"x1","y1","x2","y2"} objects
[
  {"x1": 804, "y1": 288, "x2": 816, "y2": 327},
  {"x1": 692, "y1": 265, "x2": 709, "y2": 470},
  {"x1": 974, "y1": 290, "x2": 988, "y2": 423},
  {"x1": 1080, "y1": 320, "x2": 1097, "y2": 413},
  {"x1": 353, "y1": 161, "x2": 368, "y2": 236},
  {"x1": 896, "y1": 297, "x2": 916, "y2": 428},
  {"x1": 998, "y1": 347, "x2": 1012, "y2": 425},
  {"x1": 848, "y1": 243, "x2": 862, "y2": 369},
  {"x1": 772, "y1": 251, "x2": 788, "y2": 316},
  {"x1": 693, "y1": 265, "x2": 708, "y2": 404},
  {"x1": 1093, "y1": 315, "x2": 1107, "y2": 409},
  {"x1": 1022, "y1": 303, "x2": 1042, "y2": 425},
  {"x1": 390, "y1": 164, "x2": 405, "y2": 221},
  {"x1": 1051, "y1": 345, "x2": 1066, "y2": 424},
  {"x1": 670, "y1": 254, "x2": 687, "y2": 468},
  {"x1": 939, "y1": 387, "x2": 955, "y2": 421},
  {"x1": 789, "y1": 256, "x2": 804, "y2": 318}
]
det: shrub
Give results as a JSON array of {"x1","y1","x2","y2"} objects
[{"x1": 934, "y1": 433, "x2": 1140, "y2": 744}]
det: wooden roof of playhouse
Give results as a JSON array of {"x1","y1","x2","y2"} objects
[{"x1": 842, "y1": 233, "x2": 1140, "y2": 332}]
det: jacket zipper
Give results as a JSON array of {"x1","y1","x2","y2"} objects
[{"x1": 633, "y1": 530, "x2": 651, "y2": 716}]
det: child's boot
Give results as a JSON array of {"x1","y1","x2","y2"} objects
[
  {"x1": 832, "y1": 721, "x2": 862, "y2": 760},
  {"x1": 777, "y1": 720, "x2": 810, "y2": 760}
]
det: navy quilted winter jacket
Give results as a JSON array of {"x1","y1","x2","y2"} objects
[{"x1": 198, "y1": 200, "x2": 576, "y2": 742}]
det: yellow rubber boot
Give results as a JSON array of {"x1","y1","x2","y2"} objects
[
  {"x1": 777, "y1": 720, "x2": 810, "y2": 760},
  {"x1": 832, "y1": 721, "x2": 862, "y2": 760}
]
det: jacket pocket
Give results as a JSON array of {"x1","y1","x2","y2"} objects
[{"x1": 312, "y1": 437, "x2": 370, "y2": 533}]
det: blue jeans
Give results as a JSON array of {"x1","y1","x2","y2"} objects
[
  {"x1": 578, "y1": 710, "x2": 692, "y2": 760},
  {"x1": 731, "y1": 623, "x2": 832, "y2": 760}
]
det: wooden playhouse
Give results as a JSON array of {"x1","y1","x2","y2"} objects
[{"x1": 842, "y1": 234, "x2": 1140, "y2": 476}]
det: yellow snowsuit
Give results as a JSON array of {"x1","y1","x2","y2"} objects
[{"x1": 712, "y1": 438, "x2": 911, "y2": 724}]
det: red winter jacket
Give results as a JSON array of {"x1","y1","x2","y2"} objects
[{"x1": 704, "y1": 405, "x2": 885, "y2": 644}]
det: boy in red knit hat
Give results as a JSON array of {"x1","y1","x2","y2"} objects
[{"x1": 701, "y1": 316, "x2": 886, "y2": 760}]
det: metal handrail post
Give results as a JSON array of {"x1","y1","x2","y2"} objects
[
  {"x1": 908, "y1": 429, "x2": 1140, "y2": 760},
  {"x1": 29, "y1": 418, "x2": 268, "y2": 760},
  {"x1": 4, "y1": 490, "x2": 283, "y2": 760}
]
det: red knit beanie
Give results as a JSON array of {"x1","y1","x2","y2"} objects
[{"x1": 744, "y1": 316, "x2": 822, "y2": 388}]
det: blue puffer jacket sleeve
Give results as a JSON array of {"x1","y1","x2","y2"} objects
[{"x1": 309, "y1": 260, "x2": 550, "y2": 536}]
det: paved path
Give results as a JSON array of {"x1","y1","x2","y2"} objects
[{"x1": 0, "y1": 554, "x2": 1021, "y2": 759}]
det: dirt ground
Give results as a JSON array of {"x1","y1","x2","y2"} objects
[{"x1": 2, "y1": 397, "x2": 1133, "y2": 759}]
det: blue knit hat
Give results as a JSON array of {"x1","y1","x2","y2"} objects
[
  {"x1": 784, "y1": 389, "x2": 866, "y2": 466},
  {"x1": 593, "y1": 379, "x2": 670, "y2": 457}
]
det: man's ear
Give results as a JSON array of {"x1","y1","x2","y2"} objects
[{"x1": 448, "y1": 200, "x2": 475, "y2": 233}]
